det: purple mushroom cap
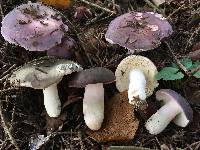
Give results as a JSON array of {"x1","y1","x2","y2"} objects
[
  {"x1": 156, "y1": 89, "x2": 193, "y2": 126},
  {"x1": 105, "y1": 12, "x2": 173, "y2": 53},
  {"x1": 1, "y1": 2, "x2": 68, "y2": 51},
  {"x1": 47, "y1": 36, "x2": 76, "y2": 58}
]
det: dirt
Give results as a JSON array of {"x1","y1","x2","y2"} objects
[{"x1": 0, "y1": 0, "x2": 200, "y2": 149}]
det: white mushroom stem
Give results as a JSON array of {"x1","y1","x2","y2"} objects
[
  {"x1": 128, "y1": 69, "x2": 147, "y2": 105},
  {"x1": 83, "y1": 83, "x2": 104, "y2": 130},
  {"x1": 145, "y1": 100, "x2": 182, "y2": 135},
  {"x1": 43, "y1": 83, "x2": 61, "y2": 117}
]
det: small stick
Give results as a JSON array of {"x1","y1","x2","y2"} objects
[
  {"x1": 185, "y1": 26, "x2": 200, "y2": 51},
  {"x1": 167, "y1": 3, "x2": 186, "y2": 20},
  {"x1": 0, "y1": 0, "x2": 4, "y2": 19},
  {"x1": 79, "y1": 0, "x2": 116, "y2": 14},
  {"x1": 0, "y1": 87, "x2": 19, "y2": 94},
  {"x1": 0, "y1": 103, "x2": 20, "y2": 150},
  {"x1": 86, "y1": 12, "x2": 105, "y2": 26},
  {"x1": 164, "y1": 41, "x2": 189, "y2": 76},
  {"x1": 0, "y1": 64, "x2": 16, "y2": 79},
  {"x1": 190, "y1": 65, "x2": 200, "y2": 75}
]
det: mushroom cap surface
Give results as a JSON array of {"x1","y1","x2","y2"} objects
[
  {"x1": 105, "y1": 12, "x2": 173, "y2": 53},
  {"x1": 68, "y1": 67, "x2": 115, "y2": 88},
  {"x1": 156, "y1": 89, "x2": 193, "y2": 126},
  {"x1": 47, "y1": 36, "x2": 76, "y2": 58},
  {"x1": 1, "y1": 2, "x2": 68, "y2": 51},
  {"x1": 9, "y1": 57, "x2": 82, "y2": 89},
  {"x1": 115, "y1": 55, "x2": 158, "y2": 97}
]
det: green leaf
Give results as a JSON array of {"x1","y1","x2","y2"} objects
[
  {"x1": 193, "y1": 70, "x2": 200, "y2": 78},
  {"x1": 180, "y1": 58, "x2": 193, "y2": 69},
  {"x1": 156, "y1": 67, "x2": 184, "y2": 80},
  {"x1": 171, "y1": 63, "x2": 179, "y2": 69},
  {"x1": 190, "y1": 61, "x2": 200, "y2": 69}
]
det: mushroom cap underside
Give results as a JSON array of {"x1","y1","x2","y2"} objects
[{"x1": 115, "y1": 55, "x2": 158, "y2": 97}]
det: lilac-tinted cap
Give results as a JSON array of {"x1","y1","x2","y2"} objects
[
  {"x1": 105, "y1": 12, "x2": 173, "y2": 53},
  {"x1": 156, "y1": 89, "x2": 193, "y2": 127},
  {"x1": 1, "y1": 2, "x2": 68, "y2": 51},
  {"x1": 47, "y1": 36, "x2": 76, "y2": 58}
]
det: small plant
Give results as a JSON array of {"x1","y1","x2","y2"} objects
[{"x1": 156, "y1": 58, "x2": 200, "y2": 80}]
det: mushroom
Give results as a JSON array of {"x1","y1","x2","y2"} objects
[
  {"x1": 47, "y1": 36, "x2": 76, "y2": 58},
  {"x1": 68, "y1": 67, "x2": 115, "y2": 130},
  {"x1": 9, "y1": 57, "x2": 82, "y2": 117},
  {"x1": 145, "y1": 89, "x2": 193, "y2": 135},
  {"x1": 1, "y1": 2, "x2": 71, "y2": 54},
  {"x1": 115, "y1": 55, "x2": 158, "y2": 109},
  {"x1": 105, "y1": 11, "x2": 173, "y2": 53}
]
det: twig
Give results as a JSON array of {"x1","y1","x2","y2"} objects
[
  {"x1": 0, "y1": 103, "x2": 20, "y2": 150},
  {"x1": 164, "y1": 41, "x2": 189, "y2": 75},
  {"x1": 185, "y1": 26, "x2": 200, "y2": 51},
  {"x1": 79, "y1": 0, "x2": 116, "y2": 14},
  {"x1": 0, "y1": 64, "x2": 16, "y2": 79},
  {"x1": 166, "y1": 3, "x2": 186, "y2": 20},
  {"x1": 0, "y1": 87, "x2": 19, "y2": 94},
  {"x1": 190, "y1": 65, "x2": 200, "y2": 75},
  {"x1": 0, "y1": 0, "x2": 4, "y2": 20},
  {"x1": 62, "y1": 96, "x2": 82, "y2": 108},
  {"x1": 86, "y1": 12, "x2": 105, "y2": 26},
  {"x1": 167, "y1": 1, "x2": 200, "y2": 20}
]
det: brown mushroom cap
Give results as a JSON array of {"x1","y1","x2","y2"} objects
[
  {"x1": 68, "y1": 67, "x2": 115, "y2": 88},
  {"x1": 156, "y1": 89, "x2": 193, "y2": 126},
  {"x1": 105, "y1": 12, "x2": 173, "y2": 53},
  {"x1": 115, "y1": 55, "x2": 158, "y2": 97}
]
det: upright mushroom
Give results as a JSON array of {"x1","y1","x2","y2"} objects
[
  {"x1": 1, "y1": 2, "x2": 75, "y2": 58},
  {"x1": 1, "y1": 2, "x2": 68, "y2": 51},
  {"x1": 115, "y1": 55, "x2": 158, "y2": 109},
  {"x1": 105, "y1": 11, "x2": 173, "y2": 53},
  {"x1": 145, "y1": 89, "x2": 193, "y2": 135},
  {"x1": 68, "y1": 67, "x2": 115, "y2": 130},
  {"x1": 9, "y1": 57, "x2": 82, "y2": 117}
]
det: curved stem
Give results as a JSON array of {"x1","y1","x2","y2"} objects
[
  {"x1": 83, "y1": 83, "x2": 104, "y2": 130},
  {"x1": 43, "y1": 83, "x2": 61, "y2": 117},
  {"x1": 145, "y1": 100, "x2": 181, "y2": 134}
]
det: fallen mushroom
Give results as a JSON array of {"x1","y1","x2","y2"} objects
[
  {"x1": 145, "y1": 89, "x2": 193, "y2": 135},
  {"x1": 115, "y1": 55, "x2": 158, "y2": 109},
  {"x1": 105, "y1": 11, "x2": 173, "y2": 53},
  {"x1": 1, "y1": 2, "x2": 68, "y2": 52},
  {"x1": 9, "y1": 57, "x2": 82, "y2": 117},
  {"x1": 68, "y1": 67, "x2": 115, "y2": 130},
  {"x1": 87, "y1": 91, "x2": 139, "y2": 142}
]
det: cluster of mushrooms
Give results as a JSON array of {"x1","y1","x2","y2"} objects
[{"x1": 1, "y1": 2, "x2": 193, "y2": 135}]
